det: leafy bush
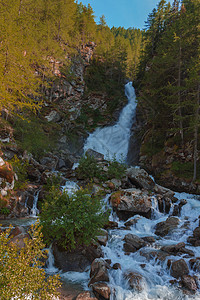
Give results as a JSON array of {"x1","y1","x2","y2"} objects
[
  {"x1": 76, "y1": 154, "x2": 103, "y2": 180},
  {"x1": 40, "y1": 186, "x2": 109, "y2": 250},
  {"x1": 0, "y1": 221, "x2": 60, "y2": 299},
  {"x1": 76, "y1": 154, "x2": 127, "y2": 182},
  {"x1": 107, "y1": 157, "x2": 126, "y2": 179}
]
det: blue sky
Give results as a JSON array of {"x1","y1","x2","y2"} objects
[{"x1": 77, "y1": 0, "x2": 173, "y2": 29}]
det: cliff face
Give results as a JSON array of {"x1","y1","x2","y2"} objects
[{"x1": 0, "y1": 42, "x2": 127, "y2": 218}]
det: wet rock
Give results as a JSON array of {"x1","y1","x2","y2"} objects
[
  {"x1": 154, "y1": 184, "x2": 176, "y2": 199},
  {"x1": 161, "y1": 242, "x2": 194, "y2": 257},
  {"x1": 126, "y1": 167, "x2": 155, "y2": 190},
  {"x1": 112, "y1": 263, "x2": 121, "y2": 270},
  {"x1": 105, "y1": 259, "x2": 111, "y2": 265},
  {"x1": 75, "y1": 291, "x2": 98, "y2": 300},
  {"x1": 170, "y1": 259, "x2": 189, "y2": 279},
  {"x1": 92, "y1": 282, "x2": 111, "y2": 299},
  {"x1": 193, "y1": 226, "x2": 200, "y2": 239},
  {"x1": 53, "y1": 241, "x2": 103, "y2": 272},
  {"x1": 89, "y1": 258, "x2": 110, "y2": 286},
  {"x1": 124, "y1": 217, "x2": 140, "y2": 227},
  {"x1": 181, "y1": 275, "x2": 197, "y2": 292},
  {"x1": 96, "y1": 229, "x2": 108, "y2": 246},
  {"x1": 110, "y1": 189, "x2": 152, "y2": 220},
  {"x1": 142, "y1": 236, "x2": 156, "y2": 244},
  {"x1": 157, "y1": 196, "x2": 172, "y2": 214},
  {"x1": 123, "y1": 233, "x2": 146, "y2": 253},
  {"x1": 124, "y1": 271, "x2": 145, "y2": 291},
  {"x1": 155, "y1": 216, "x2": 179, "y2": 237},
  {"x1": 82, "y1": 241, "x2": 104, "y2": 263},
  {"x1": 189, "y1": 258, "x2": 200, "y2": 272},
  {"x1": 104, "y1": 221, "x2": 118, "y2": 229},
  {"x1": 172, "y1": 199, "x2": 187, "y2": 216},
  {"x1": 53, "y1": 244, "x2": 90, "y2": 272},
  {"x1": 140, "y1": 249, "x2": 169, "y2": 262},
  {"x1": 187, "y1": 226, "x2": 200, "y2": 246}
]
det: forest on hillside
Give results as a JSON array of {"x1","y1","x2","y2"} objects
[
  {"x1": 136, "y1": 0, "x2": 200, "y2": 181},
  {"x1": 0, "y1": 0, "x2": 143, "y2": 114}
]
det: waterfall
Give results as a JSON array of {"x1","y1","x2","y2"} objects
[
  {"x1": 84, "y1": 82, "x2": 137, "y2": 162},
  {"x1": 46, "y1": 245, "x2": 59, "y2": 274},
  {"x1": 30, "y1": 189, "x2": 40, "y2": 217}
]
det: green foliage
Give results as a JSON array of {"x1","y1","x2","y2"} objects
[
  {"x1": 10, "y1": 155, "x2": 28, "y2": 190},
  {"x1": 40, "y1": 186, "x2": 109, "y2": 250},
  {"x1": 107, "y1": 157, "x2": 126, "y2": 180},
  {"x1": 0, "y1": 221, "x2": 61, "y2": 299},
  {"x1": 76, "y1": 154, "x2": 127, "y2": 181},
  {"x1": 171, "y1": 161, "x2": 200, "y2": 181},
  {"x1": 0, "y1": 207, "x2": 10, "y2": 216},
  {"x1": 14, "y1": 117, "x2": 55, "y2": 159},
  {"x1": 76, "y1": 154, "x2": 103, "y2": 180}
]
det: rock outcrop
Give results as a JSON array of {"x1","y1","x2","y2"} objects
[{"x1": 110, "y1": 188, "x2": 152, "y2": 220}]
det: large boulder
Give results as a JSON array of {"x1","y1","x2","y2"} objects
[
  {"x1": 181, "y1": 275, "x2": 198, "y2": 292},
  {"x1": 170, "y1": 259, "x2": 189, "y2": 279},
  {"x1": 53, "y1": 242, "x2": 103, "y2": 272},
  {"x1": 155, "y1": 217, "x2": 179, "y2": 237},
  {"x1": 126, "y1": 167, "x2": 155, "y2": 190},
  {"x1": 110, "y1": 189, "x2": 152, "y2": 220},
  {"x1": 187, "y1": 226, "x2": 200, "y2": 247},
  {"x1": 123, "y1": 234, "x2": 146, "y2": 253},
  {"x1": 96, "y1": 229, "x2": 108, "y2": 247},
  {"x1": 161, "y1": 242, "x2": 194, "y2": 257},
  {"x1": 124, "y1": 272, "x2": 145, "y2": 292},
  {"x1": 89, "y1": 258, "x2": 110, "y2": 286},
  {"x1": 92, "y1": 282, "x2": 111, "y2": 299}
]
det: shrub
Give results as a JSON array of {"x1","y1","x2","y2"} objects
[
  {"x1": 40, "y1": 186, "x2": 109, "y2": 250},
  {"x1": 0, "y1": 221, "x2": 60, "y2": 299},
  {"x1": 107, "y1": 157, "x2": 126, "y2": 179},
  {"x1": 76, "y1": 154, "x2": 103, "y2": 180}
]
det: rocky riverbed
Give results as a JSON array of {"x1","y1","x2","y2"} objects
[{"x1": 2, "y1": 150, "x2": 200, "y2": 300}]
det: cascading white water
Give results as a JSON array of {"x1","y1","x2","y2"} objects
[
  {"x1": 102, "y1": 192, "x2": 200, "y2": 300},
  {"x1": 30, "y1": 190, "x2": 40, "y2": 217},
  {"x1": 84, "y1": 82, "x2": 137, "y2": 161}
]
